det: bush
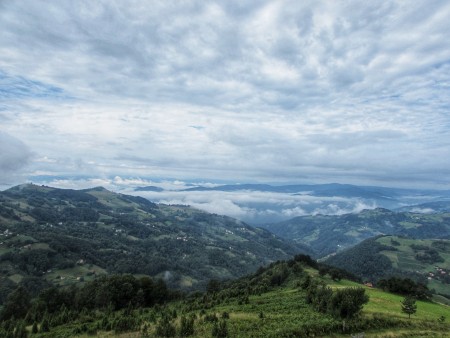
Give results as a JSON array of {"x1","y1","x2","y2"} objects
[
  {"x1": 179, "y1": 315, "x2": 194, "y2": 336},
  {"x1": 212, "y1": 319, "x2": 228, "y2": 338},
  {"x1": 155, "y1": 315, "x2": 176, "y2": 337},
  {"x1": 204, "y1": 313, "x2": 218, "y2": 323},
  {"x1": 113, "y1": 315, "x2": 139, "y2": 333}
]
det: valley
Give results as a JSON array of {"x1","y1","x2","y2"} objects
[
  {"x1": 1, "y1": 183, "x2": 450, "y2": 337},
  {"x1": 0, "y1": 184, "x2": 306, "y2": 302}
]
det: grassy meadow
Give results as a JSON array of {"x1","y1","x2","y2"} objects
[{"x1": 28, "y1": 269, "x2": 450, "y2": 338}]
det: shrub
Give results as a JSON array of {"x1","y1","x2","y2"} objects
[
  {"x1": 179, "y1": 315, "x2": 194, "y2": 336},
  {"x1": 155, "y1": 315, "x2": 176, "y2": 337},
  {"x1": 212, "y1": 319, "x2": 228, "y2": 338}
]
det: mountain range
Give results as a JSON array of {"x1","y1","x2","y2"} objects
[
  {"x1": 133, "y1": 182, "x2": 450, "y2": 224},
  {"x1": 0, "y1": 184, "x2": 308, "y2": 304},
  {"x1": 2, "y1": 183, "x2": 450, "y2": 307}
]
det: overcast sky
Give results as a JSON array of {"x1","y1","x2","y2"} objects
[{"x1": 1, "y1": 1, "x2": 450, "y2": 189}]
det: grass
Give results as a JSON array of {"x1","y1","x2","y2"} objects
[
  {"x1": 194, "y1": 288, "x2": 339, "y2": 338},
  {"x1": 328, "y1": 277, "x2": 450, "y2": 321},
  {"x1": 182, "y1": 286, "x2": 449, "y2": 337},
  {"x1": 8, "y1": 273, "x2": 24, "y2": 283},
  {"x1": 27, "y1": 273, "x2": 450, "y2": 338},
  {"x1": 364, "y1": 288, "x2": 449, "y2": 320},
  {"x1": 44, "y1": 264, "x2": 107, "y2": 286}
]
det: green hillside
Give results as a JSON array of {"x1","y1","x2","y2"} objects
[
  {"x1": 377, "y1": 236, "x2": 450, "y2": 296},
  {"x1": 0, "y1": 184, "x2": 308, "y2": 303},
  {"x1": 326, "y1": 235, "x2": 450, "y2": 300},
  {"x1": 262, "y1": 208, "x2": 450, "y2": 257},
  {"x1": 2, "y1": 255, "x2": 448, "y2": 337}
]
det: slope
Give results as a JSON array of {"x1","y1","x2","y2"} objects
[
  {"x1": 326, "y1": 235, "x2": 450, "y2": 299},
  {"x1": 0, "y1": 184, "x2": 309, "y2": 301},
  {"x1": 4, "y1": 254, "x2": 448, "y2": 337}
]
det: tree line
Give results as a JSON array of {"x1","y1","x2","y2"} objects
[{"x1": 0, "y1": 274, "x2": 177, "y2": 336}]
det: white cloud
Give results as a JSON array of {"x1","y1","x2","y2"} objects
[
  {"x1": 410, "y1": 207, "x2": 434, "y2": 214},
  {"x1": 0, "y1": 1, "x2": 450, "y2": 188},
  {"x1": 124, "y1": 188, "x2": 379, "y2": 223}
]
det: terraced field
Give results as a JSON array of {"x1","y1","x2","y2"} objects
[{"x1": 377, "y1": 236, "x2": 450, "y2": 296}]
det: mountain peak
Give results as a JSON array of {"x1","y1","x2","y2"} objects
[
  {"x1": 82, "y1": 186, "x2": 110, "y2": 193},
  {"x1": 5, "y1": 183, "x2": 53, "y2": 193}
]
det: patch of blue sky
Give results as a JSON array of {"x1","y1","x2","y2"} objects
[
  {"x1": 0, "y1": 70, "x2": 69, "y2": 100},
  {"x1": 189, "y1": 125, "x2": 205, "y2": 130}
]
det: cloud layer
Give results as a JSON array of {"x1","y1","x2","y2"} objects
[
  {"x1": 1, "y1": 1, "x2": 450, "y2": 188},
  {"x1": 33, "y1": 176, "x2": 379, "y2": 223}
]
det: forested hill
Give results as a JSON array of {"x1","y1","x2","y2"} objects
[
  {"x1": 326, "y1": 235, "x2": 450, "y2": 301},
  {"x1": 262, "y1": 208, "x2": 450, "y2": 257},
  {"x1": 0, "y1": 184, "x2": 309, "y2": 302}
]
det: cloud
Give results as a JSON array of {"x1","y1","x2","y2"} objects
[
  {"x1": 0, "y1": 132, "x2": 32, "y2": 185},
  {"x1": 410, "y1": 207, "x2": 434, "y2": 214},
  {"x1": 124, "y1": 188, "x2": 379, "y2": 223},
  {"x1": 1, "y1": 1, "x2": 450, "y2": 188}
]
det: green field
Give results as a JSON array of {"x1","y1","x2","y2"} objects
[
  {"x1": 377, "y1": 236, "x2": 450, "y2": 296},
  {"x1": 44, "y1": 264, "x2": 108, "y2": 286}
]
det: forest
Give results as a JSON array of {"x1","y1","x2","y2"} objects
[{"x1": 1, "y1": 254, "x2": 449, "y2": 337}]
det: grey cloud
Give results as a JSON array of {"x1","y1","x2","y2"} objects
[
  {"x1": 1, "y1": 1, "x2": 448, "y2": 108},
  {"x1": 1, "y1": 1, "x2": 450, "y2": 187},
  {"x1": 0, "y1": 132, "x2": 32, "y2": 182}
]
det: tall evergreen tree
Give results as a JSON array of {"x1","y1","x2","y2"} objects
[
  {"x1": 40, "y1": 316, "x2": 50, "y2": 333},
  {"x1": 14, "y1": 320, "x2": 28, "y2": 338},
  {"x1": 31, "y1": 321, "x2": 38, "y2": 334}
]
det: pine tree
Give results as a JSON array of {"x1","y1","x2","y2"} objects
[
  {"x1": 40, "y1": 316, "x2": 50, "y2": 333},
  {"x1": 401, "y1": 296, "x2": 417, "y2": 319},
  {"x1": 14, "y1": 320, "x2": 28, "y2": 338},
  {"x1": 31, "y1": 321, "x2": 38, "y2": 334}
]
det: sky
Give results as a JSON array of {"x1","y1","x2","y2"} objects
[{"x1": 1, "y1": 0, "x2": 450, "y2": 190}]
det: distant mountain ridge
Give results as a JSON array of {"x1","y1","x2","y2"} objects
[
  {"x1": 134, "y1": 186, "x2": 164, "y2": 192},
  {"x1": 0, "y1": 184, "x2": 309, "y2": 303},
  {"x1": 170, "y1": 182, "x2": 450, "y2": 199}
]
